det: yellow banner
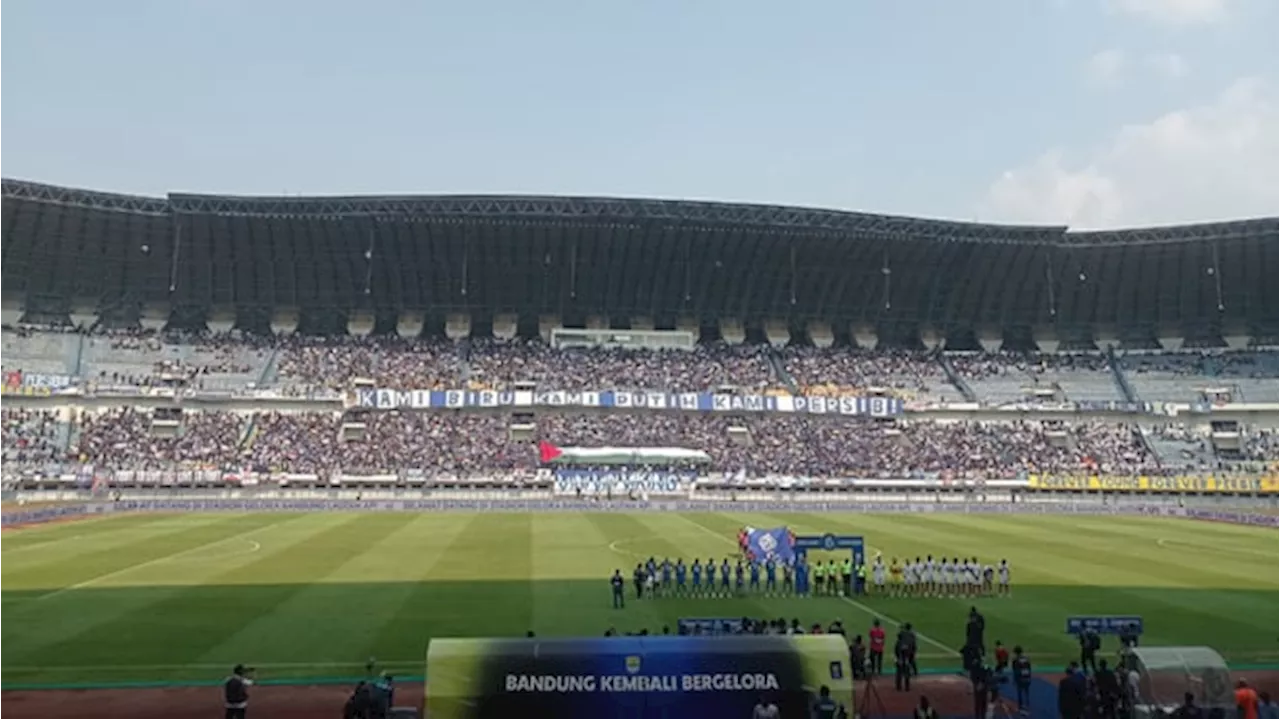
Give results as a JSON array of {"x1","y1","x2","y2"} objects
[
  {"x1": 0, "y1": 385, "x2": 51, "y2": 397},
  {"x1": 1027, "y1": 474, "x2": 1278, "y2": 494}
]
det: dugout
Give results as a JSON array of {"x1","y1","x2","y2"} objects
[
  {"x1": 1127, "y1": 646, "x2": 1233, "y2": 717},
  {"x1": 425, "y1": 634, "x2": 853, "y2": 719}
]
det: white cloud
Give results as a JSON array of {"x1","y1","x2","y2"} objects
[
  {"x1": 1144, "y1": 52, "x2": 1189, "y2": 80},
  {"x1": 1106, "y1": 0, "x2": 1228, "y2": 25},
  {"x1": 1085, "y1": 49, "x2": 1127, "y2": 88},
  {"x1": 979, "y1": 78, "x2": 1279, "y2": 229}
]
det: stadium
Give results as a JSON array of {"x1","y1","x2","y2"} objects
[{"x1": 2, "y1": 179, "x2": 1277, "y2": 719}]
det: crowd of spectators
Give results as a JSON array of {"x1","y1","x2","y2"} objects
[
  {"x1": 74, "y1": 408, "x2": 246, "y2": 470},
  {"x1": 948, "y1": 352, "x2": 1111, "y2": 381},
  {"x1": 534, "y1": 414, "x2": 1154, "y2": 478},
  {"x1": 1238, "y1": 429, "x2": 1279, "y2": 465},
  {"x1": 779, "y1": 348, "x2": 944, "y2": 398},
  {"x1": 466, "y1": 339, "x2": 775, "y2": 392},
  {"x1": 1, "y1": 409, "x2": 65, "y2": 464},
  {"x1": 56, "y1": 409, "x2": 1163, "y2": 479},
  {"x1": 243, "y1": 411, "x2": 531, "y2": 476},
  {"x1": 276, "y1": 336, "x2": 460, "y2": 391}
]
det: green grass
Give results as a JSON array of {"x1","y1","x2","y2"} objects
[{"x1": 1, "y1": 511, "x2": 1276, "y2": 688}]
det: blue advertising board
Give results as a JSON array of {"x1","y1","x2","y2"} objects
[
  {"x1": 1065, "y1": 615, "x2": 1144, "y2": 635},
  {"x1": 677, "y1": 618, "x2": 748, "y2": 636}
]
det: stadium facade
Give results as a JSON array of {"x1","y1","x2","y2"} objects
[{"x1": 3, "y1": 178, "x2": 1276, "y2": 351}]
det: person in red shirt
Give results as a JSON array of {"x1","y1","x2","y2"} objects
[
  {"x1": 1237, "y1": 680, "x2": 1260, "y2": 719},
  {"x1": 868, "y1": 619, "x2": 886, "y2": 676},
  {"x1": 993, "y1": 641, "x2": 1010, "y2": 671}
]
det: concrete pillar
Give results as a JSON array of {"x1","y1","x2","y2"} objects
[{"x1": 270, "y1": 307, "x2": 299, "y2": 335}]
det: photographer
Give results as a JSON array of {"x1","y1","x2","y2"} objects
[
  {"x1": 898, "y1": 623, "x2": 919, "y2": 677},
  {"x1": 894, "y1": 633, "x2": 912, "y2": 692},
  {"x1": 1011, "y1": 645, "x2": 1033, "y2": 713},
  {"x1": 850, "y1": 635, "x2": 867, "y2": 680},
  {"x1": 1094, "y1": 659, "x2": 1119, "y2": 719},
  {"x1": 965, "y1": 607, "x2": 986, "y2": 660},
  {"x1": 1058, "y1": 663, "x2": 1087, "y2": 719},
  {"x1": 1079, "y1": 627, "x2": 1101, "y2": 674},
  {"x1": 223, "y1": 664, "x2": 254, "y2": 719},
  {"x1": 970, "y1": 662, "x2": 1001, "y2": 719}
]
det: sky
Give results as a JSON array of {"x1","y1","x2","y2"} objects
[{"x1": 2, "y1": 0, "x2": 1277, "y2": 230}]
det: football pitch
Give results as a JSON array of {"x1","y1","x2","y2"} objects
[{"x1": 2, "y1": 511, "x2": 1276, "y2": 689}]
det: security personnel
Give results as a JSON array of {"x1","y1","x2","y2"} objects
[
  {"x1": 813, "y1": 560, "x2": 827, "y2": 595},
  {"x1": 842, "y1": 557, "x2": 854, "y2": 595},
  {"x1": 223, "y1": 664, "x2": 254, "y2": 718},
  {"x1": 812, "y1": 685, "x2": 845, "y2": 719},
  {"x1": 854, "y1": 561, "x2": 867, "y2": 596}
]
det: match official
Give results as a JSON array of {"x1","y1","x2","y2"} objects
[
  {"x1": 223, "y1": 664, "x2": 254, "y2": 719},
  {"x1": 611, "y1": 569, "x2": 625, "y2": 608}
]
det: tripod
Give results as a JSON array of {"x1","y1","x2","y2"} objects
[{"x1": 858, "y1": 674, "x2": 887, "y2": 719}]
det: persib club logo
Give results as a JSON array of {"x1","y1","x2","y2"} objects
[
  {"x1": 822, "y1": 534, "x2": 837, "y2": 551},
  {"x1": 625, "y1": 655, "x2": 642, "y2": 675},
  {"x1": 758, "y1": 533, "x2": 778, "y2": 554}
]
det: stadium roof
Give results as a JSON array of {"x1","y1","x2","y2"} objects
[{"x1": 3, "y1": 178, "x2": 1276, "y2": 342}]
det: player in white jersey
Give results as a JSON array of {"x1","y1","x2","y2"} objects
[
  {"x1": 957, "y1": 559, "x2": 970, "y2": 597},
  {"x1": 905, "y1": 558, "x2": 919, "y2": 596},
  {"x1": 948, "y1": 557, "x2": 962, "y2": 596},
  {"x1": 923, "y1": 555, "x2": 936, "y2": 596},
  {"x1": 968, "y1": 557, "x2": 982, "y2": 596},
  {"x1": 935, "y1": 558, "x2": 948, "y2": 596},
  {"x1": 872, "y1": 557, "x2": 886, "y2": 594},
  {"x1": 998, "y1": 559, "x2": 1011, "y2": 597}
]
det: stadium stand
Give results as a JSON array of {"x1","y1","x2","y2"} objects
[{"x1": 1, "y1": 180, "x2": 1275, "y2": 488}]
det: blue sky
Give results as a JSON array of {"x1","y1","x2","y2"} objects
[{"x1": 2, "y1": 0, "x2": 1276, "y2": 228}]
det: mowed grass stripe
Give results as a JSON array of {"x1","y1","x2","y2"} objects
[
  {"x1": 197, "y1": 513, "x2": 435, "y2": 668},
  {"x1": 0, "y1": 509, "x2": 262, "y2": 588},
  {"x1": 413, "y1": 513, "x2": 537, "y2": 638},
  {"x1": 1, "y1": 514, "x2": 319, "y2": 674},
  {"x1": 364, "y1": 514, "x2": 481, "y2": 667},
  {"x1": 979, "y1": 515, "x2": 1276, "y2": 585},
  {"x1": 531, "y1": 514, "x2": 635, "y2": 634},
  {"x1": 1, "y1": 514, "x2": 178, "y2": 554}
]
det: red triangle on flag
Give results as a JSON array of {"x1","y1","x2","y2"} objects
[{"x1": 538, "y1": 441, "x2": 563, "y2": 464}]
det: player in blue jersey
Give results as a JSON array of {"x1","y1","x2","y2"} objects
[
  {"x1": 646, "y1": 556, "x2": 657, "y2": 578},
  {"x1": 748, "y1": 559, "x2": 761, "y2": 592},
  {"x1": 675, "y1": 559, "x2": 687, "y2": 595},
  {"x1": 720, "y1": 559, "x2": 732, "y2": 596},
  {"x1": 691, "y1": 559, "x2": 702, "y2": 595},
  {"x1": 661, "y1": 559, "x2": 673, "y2": 596},
  {"x1": 765, "y1": 558, "x2": 778, "y2": 595},
  {"x1": 796, "y1": 557, "x2": 809, "y2": 597},
  {"x1": 782, "y1": 559, "x2": 794, "y2": 595},
  {"x1": 734, "y1": 560, "x2": 745, "y2": 595},
  {"x1": 705, "y1": 557, "x2": 717, "y2": 597}
]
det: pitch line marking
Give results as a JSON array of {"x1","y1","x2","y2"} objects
[
  {"x1": 166, "y1": 539, "x2": 262, "y2": 564},
  {"x1": 17, "y1": 528, "x2": 280, "y2": 606},
  {"x1": 1157, "y1": 532, "x2": 1274, "y2": 560},
  {"x1": 674, "y1": 515, "x2": 960, "y2": 657}
]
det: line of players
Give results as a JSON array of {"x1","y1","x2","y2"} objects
[
  {"x1": 878, "y1": 555, "x2": 1012, "y2": 598},
  {"x1": 630, "y1": 554, "x2": 1011, "y2": 598},
  {"x1": 631, "y1": 556, "x2": 809, "y2": 598}
]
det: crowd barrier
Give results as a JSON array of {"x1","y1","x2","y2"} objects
[{"x1": 4, "y1": 497, "x2": 1275, "y2": 527}]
